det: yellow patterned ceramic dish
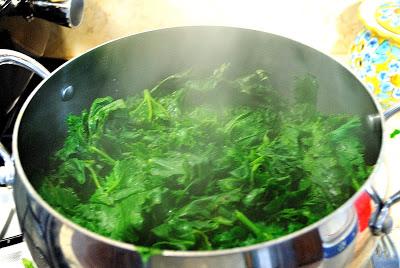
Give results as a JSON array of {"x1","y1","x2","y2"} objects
[
  {"x1": 351, "y1": 0, "x2": 400, "y2": 110},
  {"x1": 375, "y1": 1, "x2": 400, "y2": 35}
]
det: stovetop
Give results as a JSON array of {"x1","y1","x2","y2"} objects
[
  {"x1": 0, "y1": 57, "x2": 65, "y2": 267},
  {"x1": 0, "y1": 187, "x2": 31, "y2": 267}
]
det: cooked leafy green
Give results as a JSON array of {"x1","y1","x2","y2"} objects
[
  {"x1": 390, "y1": 129, "x2": 400, "y2": 139},
  {"x1": 22, "y1": 258, "x2": 36, "y2": 268},
  {"x1": 39, "y1": 64, "x2": 371, "y2": 255}
]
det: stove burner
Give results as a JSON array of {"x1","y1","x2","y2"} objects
[
  {"x1": 0, "y1": 187, "x2": 23, "y2": 248},
  {"x1": 371, "y1": 235, "x2": 400, "y2": 268},
  {"x1": 0, "y1": 234, "x2": 23, "y2": 248}
]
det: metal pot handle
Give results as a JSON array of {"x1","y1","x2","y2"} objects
[
  {"x1": 0, "y1": 49, "x2": 50, "y2": 79},
  {"x1": 0, "y1": 49, "x2": 50, "y2": 186},
  {"x1": 0, "y1": 143, "x2": 14, "y2": 186},
  {"x1": 369, "y1": 104, "x2": 400, "y2": 235}
]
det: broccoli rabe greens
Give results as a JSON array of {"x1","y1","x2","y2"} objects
[{"x1": 39, "y1": 64, "x2": 371, "y2": 254}]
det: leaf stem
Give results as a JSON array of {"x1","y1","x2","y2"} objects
[
  {"x1": 235, "y1": 210, "x2": 262, "y2": 237},
  {"x1": 144, "y1": 89, "x2": 153, "y2": 121},
  {"x1": 86, "y1": 165, "x2": 102, "y2": 189},
  {"x1": 89, "y1": 146, "x2": 116, "y2": 166}
]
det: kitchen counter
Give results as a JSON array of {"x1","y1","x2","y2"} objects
[
  {"x1": 2, "y1": 0, "x2": 364, "y2": 59},
  {"x1": 382, "y1": 113, "x2": 400, "y2": 228}
]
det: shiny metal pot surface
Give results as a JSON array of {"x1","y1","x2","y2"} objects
[{"x1": 0, "y1": 26, "x2": 399, "y2": 268}]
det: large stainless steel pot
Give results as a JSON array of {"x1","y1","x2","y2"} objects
[{"x1": 0, "y1": 26, "x2": 399, "y2": 268}]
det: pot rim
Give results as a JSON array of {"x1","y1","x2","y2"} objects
[{"x1": 11, "y1": 25, "x2": 386, "y2": 257}]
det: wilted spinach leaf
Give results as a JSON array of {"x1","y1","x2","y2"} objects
[{"x1": 39, "y1": 64, "x2": 371, "y2": 260}]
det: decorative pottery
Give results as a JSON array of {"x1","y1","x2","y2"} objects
[{"x1": 351, "y1": 0, "x2": 400, "y2": 110}]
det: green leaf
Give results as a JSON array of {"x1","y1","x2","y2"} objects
[
  {"x1": 40, "y1": 185, "x2": 79, "y2": 214},
  {"x1": 88, "y1": 97, "x2": 126, "y2": 140},
  {"x1": 134, "y1": 245, "x2": 162, "y2": 263},
  {"x1": 57, "y1": 158, "x2": 87, "y2": 184},
  {"x1": 22, "y1": 258, "x2": 36, "y2": 268},
  {"x1": 39, "y1": 66, "x2": 371, "y2": 254},
  {"x1": 149, "y1": 157, "x2": 185, "y2": 177},
  {"x1": 294, "y1": 74, "x2": 318, "y2": 106},
  {"x1": 390, "y1": 129, "x2": 400, "y2": 138}
]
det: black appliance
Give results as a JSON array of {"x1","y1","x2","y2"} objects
[
  {"x1": 0, "y1": 2, "x2": 82, "y2": 260},
  {"x1": 0, "y1": 0, "x2": 83, "y2": 136}
]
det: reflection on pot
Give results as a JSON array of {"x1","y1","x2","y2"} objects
[{"x1": 319, "y1": 206, "x2": 358, "y2": 267}]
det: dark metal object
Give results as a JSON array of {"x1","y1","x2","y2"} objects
[
  {"x1": 366, "y1": 105, "x2": 400, "y2": 236},
  {"x1": 0, "y1": 141, "x2": 14, "y2": 185},
  {"x1": 0, "y1": 208, "x2": 15, "y2": 239},
  {"x1": 0, "y1": 0, "x2": 16, "y2": 17},
  {"x1": 0, "y1": 32, "x2": 36, "y2": 137},
  {"x1": 0, "y1": 49, "x2": 50, "y2": 78},
  {"x1": 2, "y1": 0, "x2": 84, "y2": 27},
  {"x1": 368, "y1": 187, "x2": 395, "y2": 235},
  {"x1": 0, "y1": 207, "x2": 25, "y2": 249},
  {"x1": 0, "y1": 234, "x2": 24, "y2": 248},
  {"x1": 384, "y1": 104, "x2": 400, "y2": 119},
  {"x1": 61, "y1": 85, "x2": 74, "y2": 101},
  {"x1": 0, "y1": 0, "x2": 84, "y2": 136},
  {"x1": 369, "y1": 190, "x2": 400, "y2": 236},
  {"x1": 371, "y1": 235, "x2": 400, "y2": 268},
  {"x1": 0, "y1": 0, "x2": 11, "y2": 9},
  {"x1": 26, "y1": 0, "x2": 84, "y2": 27},
  {"x1": 0, "y1": 49, "x2": 49, "y2": 185},
  {"x1": 0, "y1": 26, "x2": 396, "y2": 267}
]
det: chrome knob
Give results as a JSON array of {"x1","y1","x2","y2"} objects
[
  {"x1": 2, "y1": 0, "x2": 84, "y2": 27},
  {"x1": 28, "y1": 0, "x2": 84, "y2": 27}
]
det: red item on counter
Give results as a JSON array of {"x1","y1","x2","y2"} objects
[{"x1": 355, "y1": 191, "x2": 372, "y2": 232}]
